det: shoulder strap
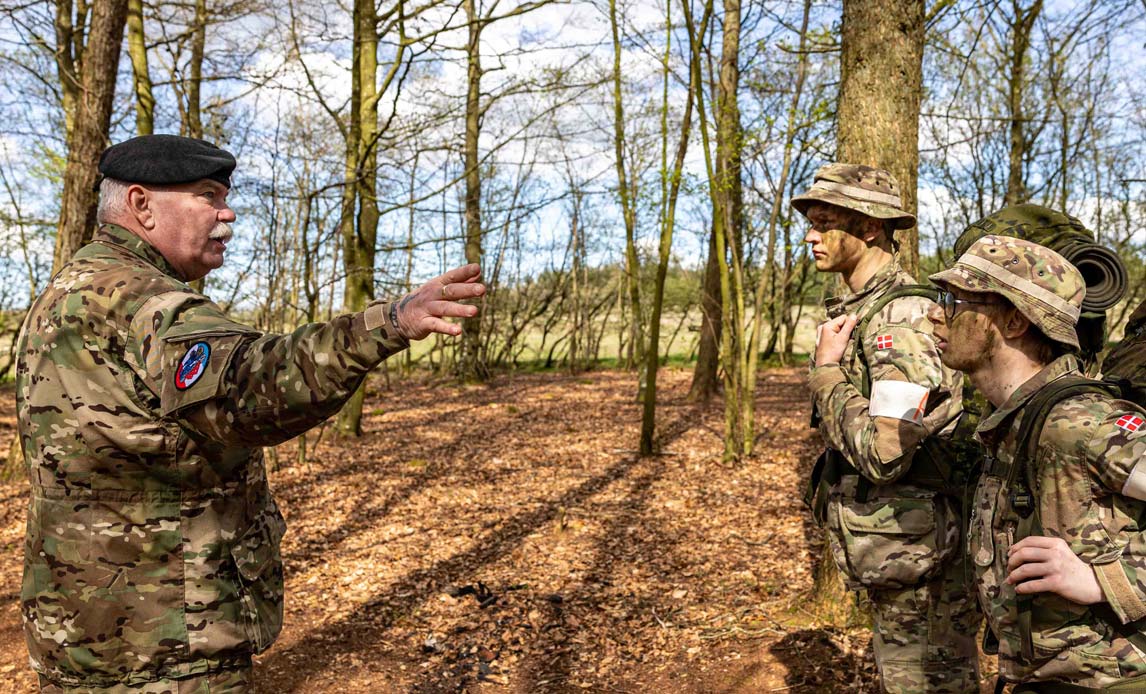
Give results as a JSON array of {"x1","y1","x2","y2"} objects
[
  {"x1": 1009, "y1": 376, "x2": 1120, "y2": 499},
  {"x1": 1009, "y1": 374, "x2": 1122, "y2": 661},
  {"x1": 852, "y1": 284, "x2": 939, "y2": 398}
]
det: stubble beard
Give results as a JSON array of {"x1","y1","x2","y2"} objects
[{"x1": 944, "y1": 323, "x2": 998, "y2": 378}]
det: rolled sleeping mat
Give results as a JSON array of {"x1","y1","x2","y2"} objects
[
  {"x1": 1054, "y1": 238, "x2": 1128, "y2": 313},
  {"x1": 952, "y1": 203, "x2": 1128, "y2": 315}
]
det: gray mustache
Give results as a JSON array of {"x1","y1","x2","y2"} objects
[{"x1": 209, "y1": 223, "x2": 233, "y2": 243}]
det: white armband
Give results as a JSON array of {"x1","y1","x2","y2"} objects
[
  {"x1": 1122, "y1": 460, "x2": 1146, "y2": 502},
  {"x1": 869, "y1": 380, "x2": 929, "y2": 425}
]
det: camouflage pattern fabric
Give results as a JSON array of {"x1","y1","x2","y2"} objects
[
  {"x1": 953, "y1": 203, "x2": 1097, "y2": 261},
  {"x1": 870, "y1": 547, "x2": 982, "y2": 693},
  {"x1": 16, "y1": 224, "x2": 408, "y2": 688},
  {"x1": 929, "y1": 235, "x2": 1085, "y2": 350},
  {"x1": 39, "y1": 665, "x2": 251, "y2": 693},
  {"x1": 972, "y1": 355, "x2": 1146, "y2": 686},
  {"x1": 790, "y1": 162, "x2": 917, "y2": 230},
  {"x1": 807, "y1": 260, "x2": 980, "y2": 692}
]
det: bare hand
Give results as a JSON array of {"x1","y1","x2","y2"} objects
[
  {"x1": 1006, "y1": 536, "x2": 1103, "y2": 605},
  {"x1": 815, "y1": 314, "x2": 857, "y2": 365},
  {"x1": 395, "y1": 263, "x2": 486, "y2": 340}
]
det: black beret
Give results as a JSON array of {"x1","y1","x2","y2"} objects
[{"x1": 97, "y1": 134, "x2": 236, "y2": 190}]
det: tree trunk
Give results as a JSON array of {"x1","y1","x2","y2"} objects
[
  {"x1": 716, "y1": 0, "x2": 749, "y2": 457},
  {"x1": 334, "y1": 0, "x2": 376, "y2": 436},
  {"x1": 688, "y1": 229, "x2": 721, "y2": 401},
  {"x1": 126, "y1": 0, "x2": 153, "y2": 135},
  {"x1": 609, "y1": 0, "x2": 643, "y2": 373},
  {"x1": 184, "y1": 0, "x2": 208, "y2": 295},
  {"x1": 1004, "y1": 0, "x2": 1043, "y2": 206},
  {"x1": 837, "y1": 0, "x2": 925, "y2": 277},
  {"x1": 457, "y1": 0, "x2": 488, "y2": 381},
  {"x1": 185, "y1": 0, "x2": 207, "y2": 139},
  {"x1": 640, "y1": 1, "x2": 694, "y2": 456},
  {"x1": 52, "y1": 0, "x2": 129, "y2": 274}
]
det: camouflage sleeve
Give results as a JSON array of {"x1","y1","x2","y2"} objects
[
  {"x1": 807, "y1": 298, "x2": 961, "y2": 485},
  {"x1": 1078, "y1": 401, "x2": 1146, "y2": 623},
  {"x1": 127, "y1": 291, "x2": 409, "y2": 447}
]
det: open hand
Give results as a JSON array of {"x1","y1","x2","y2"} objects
[
  {"x1": 1007, "y1": 535, "x2": 1103, "y2": 605},
  {"x1": 395, "y1": 264, "x2": 486, "y2": 340},
  {"x1": 815, "y1": 314, "x2": 857, "y2": 365}
]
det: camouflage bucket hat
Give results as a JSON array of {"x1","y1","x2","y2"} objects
[
  {"x1": 929, "y1": 235, "x2": 1086, "y2": 350},
  {"x1": 791, "y1": 163, "x2": 916, "y2": 229}
]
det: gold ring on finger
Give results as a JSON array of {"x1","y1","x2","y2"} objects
[{"x1": 441, "y1": 285, "x2": 450, "y2": 300}]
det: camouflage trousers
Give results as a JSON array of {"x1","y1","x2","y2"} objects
[
  {"x1": 869, "y1": 552, "x2": 982, "y2": 694},
  {"x1": 38, "y1": 667, "x2": 251, "y2": 694}
]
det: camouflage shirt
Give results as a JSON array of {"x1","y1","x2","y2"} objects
[
  {"x1": 808, "y1": 260, "x2": 963, "y2": 483},
  {"x1": 16, "y1": 224, "x2": 408, "y2": 686},
  {"x1": 971, "y1": 355, "x2": 1146, "y2": 685},
  {"x1": 807, "y1": 261, "x2": 965, "y2": 591}
]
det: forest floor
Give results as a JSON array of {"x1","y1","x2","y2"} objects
[{"x1": 0, "y1": 368, "x2": 996, "y2": 693}]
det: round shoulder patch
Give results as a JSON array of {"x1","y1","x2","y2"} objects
[{"x1": 174, "y1": 342, "x2": 211, "y2": 391}]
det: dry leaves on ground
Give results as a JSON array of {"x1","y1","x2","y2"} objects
[{"x1": 0, "y1": 368, "x2": 895, "y2": 693}]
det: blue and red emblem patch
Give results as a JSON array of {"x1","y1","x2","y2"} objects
[{"x1": 174, "y1": 342, "x2": 211, "y2": 391}]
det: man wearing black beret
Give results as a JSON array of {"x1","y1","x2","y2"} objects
[{"x1": 16, "y1": 134, "x2": 485, "y2": 691}]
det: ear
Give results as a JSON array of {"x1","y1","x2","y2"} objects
[
  {"x1": 859, "y1": 217, "x2": 884, "y2": 244},
  {"x1": 1000, "y1": 306, "x2": 1032, "y2": 340},
  {"x1": 127, "y1": 185, "x2": 155, "y2": 229}
]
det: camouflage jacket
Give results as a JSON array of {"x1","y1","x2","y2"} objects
[
  {"x1": 16, "y1": 224, "x2": 408, "y2": 686},
  {"x1": 807, "y1": 261, "x2": 965, "y2": 590},
  {"x1": 971, "y1": 355, "x2": 1146, "y2": 685},
  {"x1": 808, "y1": 260, "x2": 963, "y2": 485}
]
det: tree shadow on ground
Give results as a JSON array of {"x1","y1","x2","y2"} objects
[
  {"x1": 769, "y1": 628, "x2": 878, "y2": 693},
  {"x1": 259, "y1": 453, "x2": 645, "y2": 692}
]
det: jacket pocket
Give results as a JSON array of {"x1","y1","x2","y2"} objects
[
  {"x1": 828, "y1": 492, "x2": 954, "y2": 590},
  {"x1": 229, "y1": 495, "x2": 287, "y2": 653},
  {"x1": 158, "y1": 328, "x2": 255, "y2": 417},
  {"x1": 970, "y1": 475, "x2": 1001, "y2": 568}
]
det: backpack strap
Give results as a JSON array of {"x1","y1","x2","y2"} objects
[
  {"x1": 1008, "y1": 375, "x2": 1123, "y2": 661},
  {"x1": 851, "y1": 284, "x2": 941, "y2": 399}
]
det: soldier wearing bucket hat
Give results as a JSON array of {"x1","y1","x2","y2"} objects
[
  {"x1": 928, "y1": 235, "x2": 1146, "y2": 690},
  {"x1": 797, "y1": 163, "x2": 981, "y2": 693}
]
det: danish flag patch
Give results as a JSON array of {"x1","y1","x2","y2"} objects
[
  {"x1": 1116, "y1": 414, "x2": 1144, "y2": 433},
  {"x1": 875, "y1": 334, "x2": 894, "y2": 350}
]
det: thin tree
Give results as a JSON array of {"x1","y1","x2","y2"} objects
[
  {"x1": 459, "y1": 0, "x2": 489, "y2": 381},
  {"x1": 609, "y1": 0, "x2": 644, "y2": 372},
  {"x1": 640, "y1": 0, "x2": 695, "y2": 455},
  {"x1": 1004, "y1": 0, "x2": 1043, "y2": 206},
  {"x1": 126, "y1": 0, "x2": 154, "y2": 135},
  {"x1": 336, "y1": 0, "x2": 383, "y2": 435}
]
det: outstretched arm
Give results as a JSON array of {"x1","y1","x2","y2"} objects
[{"x1": 129, "y1": 264, "x2": 486, "y2": 447}]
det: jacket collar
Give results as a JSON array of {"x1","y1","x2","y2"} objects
[
  {"x1": 975, "y1": 354, "x2": 1080, "y2": 447},
  {"x1": 823, "y1": 259, "x2": 901, "y2": 318},
  {"x1": 93, "y1": 224, "x2": 183, "y2": 280}
]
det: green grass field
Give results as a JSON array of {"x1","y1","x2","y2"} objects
[{"x1": 401, "y1": 305, "x2": 827, "y2": 372}]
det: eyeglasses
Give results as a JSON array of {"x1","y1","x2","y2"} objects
[{"x1": 937, "y1": 289, "x2": 997, "y2": 320}]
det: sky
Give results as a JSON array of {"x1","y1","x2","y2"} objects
[{"x1": 1, "y1": 0, "x2": 1144, "y2": 311}]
